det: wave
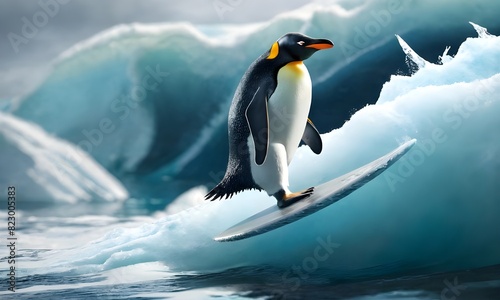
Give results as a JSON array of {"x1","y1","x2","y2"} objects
[
  {"x1": 10, "y1": 0, "x2": 500, "y2": 199},
  {"x1": 0, "y1": 112, "x2": 128, "y2": 204},
  {"x1": 30, "y1": 25, "x2": 500, "y2": 277}
]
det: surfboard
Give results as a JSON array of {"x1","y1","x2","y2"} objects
[{"x1": 214, "y1": 139, "x2": 416, "y2": 242}]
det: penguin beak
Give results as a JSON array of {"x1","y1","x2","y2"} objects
[{"x1": 306, "y1": 39, "x2": 334, "y2": 50}]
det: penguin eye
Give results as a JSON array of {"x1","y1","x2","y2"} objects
[{"x1": 297, "y1": 41, "x2": 305, "y2": 46}]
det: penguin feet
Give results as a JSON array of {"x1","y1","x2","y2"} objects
[{"x1": 275, "y1": 187, "x2": 314, "y2": 208}]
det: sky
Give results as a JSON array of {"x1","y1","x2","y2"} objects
[{"x1": 0, "y1": 0, "x2": 325, "y2": 98}]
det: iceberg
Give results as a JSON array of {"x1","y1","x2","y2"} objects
[
  {"x1": 0, "y1": 112, "x2": 128, "y2": 204},
  {"x1": 35, "y1": 24, "x2": 500, "y2": 278}
]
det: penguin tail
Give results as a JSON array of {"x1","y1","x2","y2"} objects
[
  {"x1": 205, "y1": 181, "x2": 239, "y2": 201},
  {"x1": 205, "y1": 184, "x2": 234, "y2": 201},
  {"x1": 205, "y1": 176, "x2": 259, "y2": 201}
]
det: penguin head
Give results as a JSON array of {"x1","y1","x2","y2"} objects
[{"x1": 267, "y1": 32, "x2": 333, "y2": 62}]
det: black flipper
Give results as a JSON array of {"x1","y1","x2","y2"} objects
[
  {"x1": 245, "y1": 87, "x2": 270, "y2": 165},
  {"x1": 302, "y1": 118, "x2": 322, "y2": 154}
]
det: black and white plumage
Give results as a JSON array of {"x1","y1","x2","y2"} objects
[{"x1": 206, "y1": 32, "x2": 333, "y2": 207}]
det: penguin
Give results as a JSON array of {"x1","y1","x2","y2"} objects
[{"x1": 205, "y1": 32, "x2": 333, "y2": 208}]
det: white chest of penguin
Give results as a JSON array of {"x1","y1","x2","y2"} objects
[{"x1": 268, "y1": 61, "x2": 312, "y2": 162}]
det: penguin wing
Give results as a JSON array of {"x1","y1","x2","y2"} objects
[
  {"x1": 302, "y1": 118, "x2": 322, "y2": 154},
  {"x1": 245, "y1": 87, "x2": 269, "y2": 165}
]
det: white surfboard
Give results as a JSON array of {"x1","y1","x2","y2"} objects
[{"x1": 215, "y1": 139, "x2": 416, "y2": 242}]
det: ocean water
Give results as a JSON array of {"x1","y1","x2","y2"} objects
[{"x1": 1, "y1": 1, "x2": 500, "y2": 299}]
